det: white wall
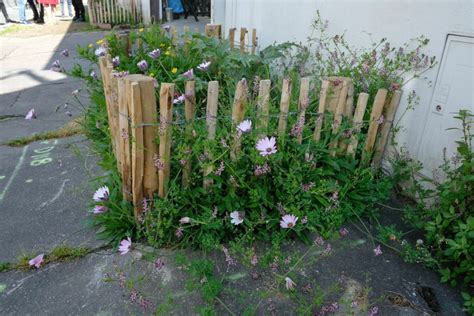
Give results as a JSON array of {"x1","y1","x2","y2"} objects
[{"x1": 214, "y1": 0, "x2": 474, "y2": 175}]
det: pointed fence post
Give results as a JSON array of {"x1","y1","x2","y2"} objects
[
  {"x1": 239, "y1": 27, "x2": 247, "y2": 52},
  {"x1": 117, "y1": 77, "x2": 132, "y2": 201},
  {"x1": 346, "y1": 93, "x2": 369, "y2": 157},
  {"x1": 182, "y1": 81, "x2": 196, "y2": 187},
  {"x1": 127, "y1": 79, "x2": 144, "y2": 218},
  {"x1": 228, "y1": 27, "x2": 236, "y2": 48},
  {"x1": 205, "y1": 23, "x2": 222, "y2": 39},
  {"x1": 256, "y1": 79, "x2": 271, "y2": 135},
  {"x1": 329, "y1": 79, "x2": 351, "y2": 155},
  {"x1": 296, "y1": 77, "x2": 310, "y2": 144},
  {"x1": 158, "y1": 83, "x2": 175, "y2": 198},
  {"x1": 230, "y1": 79, "x2": 248, "y2": 160},
  {"x1": 372, "y1": 90, "x2": 402, "y2": 166},
  {"x1": 313, "y1": 79, "x2": 329, "y2": 142},
  {"x1": 203, "y1": 81, "x2": 219, "y2": 188},
  {"x1": 277, "y1": 78, "x2": 292, "y2": 138},
  {"x1": 362, "y1": 89, "x2": 388, "y2": 161},
  {"x1": 251, "y1": 28, "x2": 257, "y2": 54}
]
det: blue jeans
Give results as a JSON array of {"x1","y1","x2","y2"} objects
[
  {"x1": 60, "y1": 0, "x2": 72, "y2": 16},
  {"x1": 18, "y1": 0, "x2": 26, "y2": 22}
]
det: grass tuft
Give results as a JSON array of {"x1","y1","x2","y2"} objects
[{"x1": 4, "y1": 118, "x2": 83, "y2": 147}]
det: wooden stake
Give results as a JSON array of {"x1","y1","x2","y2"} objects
[
  {"x1": 251, "y1": 28, "x2": 257, "y2": 54},
  {"x1": 229, "y1": 28, "x2": 236, "y2": 48},
  {"x1": 203, "y1": 81, "x2": 219, "y2": 188},
  {"x1": 313, "y1": 79, "x2": 329, "y2": 142},
  {"x1": 346, "y1": 93, "x2": 369, "y2": 157},
  {"x1": 139, "y1": 78, "x2": 159, "y2": 200},
  {"x1": 372, "y1": 90, "x2": 402, "y2": 166},
  {"x1": 182, "y1": 81, "x2": 196, "y2": 187},
  {"x1": 278, "y1": 78, "x2": 292, "y2": 137},
  {"x1": 256, "y1": 79, "x2": 271, "y2": 133},
  {"x1": 117, "y1": 32, "x2": 130, "y2": 54},
  {"x1": 363, "y1": 89, "x2": 388, "y2": 161},
  {"x1": 338, "y1": 82, "x2": 354, "y2": 153},
  {"x1": 129, "y1": 81, "x2": 144, "y2": 217},
  {"x1": 117, "y1": 77, "x2": 132, "y2": 201},
  {"x1": 107, "y1": 65, "x2": 122, "y2": 171},
  {"x1": 296, "y1": 77, "x2": 310, "y2": 143},
  {"x1": 171, "y1": 26, "x2": 178, "y2": 44},
  {"x1": 205, "y1": 23, "x2": 222, "y2": 39},
  {"x1": 158, "y1": 83, "x2": 175, "y2": 198},
  {"x1": 239, "y1": 27, "x2": 247, "y2": 53},
  {"x1": 230, "y1": 79, "x2": 248, "y2": 160},
  {"x1": 329, "y1": 79, "x2": 350, "y2": 155}
]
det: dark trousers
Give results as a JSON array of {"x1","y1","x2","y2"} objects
[
  {"x1": 71, "y1": 0, "x2": 84, "y2": 17},
  {"x1": 0, "y1": 0, "x2": 9, "y2": 21},
  {"x1": 26, "y1": 0, "x2": 40, "y2": 19}
]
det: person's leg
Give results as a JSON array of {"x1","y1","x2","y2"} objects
[
  {"x1": 71, "y1": 0, "x2": 79, "y2": 20},
  {"x1": 59, "y1": 0, "x2": 65, "y2": 16},
  {"x1": 0, "y1": 0, "x2": 11, "y2": 22},
  {"x1": 18, "y1": 0, "x2": 27, "y2": 22},
  {"x1": 77, "y1": 0, "x2": 85, "y2": 21},
  {"x1": 67, "y1": 0, "x2": 72, "y2": 17},
  {"x1": 27, "y1": 0, "x2": 39, "y2": 20}
]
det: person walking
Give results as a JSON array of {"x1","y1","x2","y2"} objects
[
  {"x1": 0, "y1": 0, "x2": 13, "y2": 23},
  {"x1": 71, "y1": 0, "x2": 84, "y2": 22},
  {"x1": 59, "y1": 0, "x2": 72, "y2": 17}
]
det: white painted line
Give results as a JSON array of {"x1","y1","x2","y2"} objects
[{"x1": 0, "y1": 145, "x2": 29, "y2": 203}]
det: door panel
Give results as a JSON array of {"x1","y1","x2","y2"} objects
[{"x1": 416, "y1": 35, "x2": 474, "y2": 176}]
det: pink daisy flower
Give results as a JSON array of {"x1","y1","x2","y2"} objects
[
  {"x1": 256, "y1": 136, "x2": 277, "y2": 156},
  {"x1": 93, "y1": 186, "x2": 109, "y2": 202},
  {"x1": 285, "y1": 277, "x2": 296, "y2": 290},
  {"x1": 93, "y1": 205, "x2": 108, "y2": 214},
  {"x1": 230, "y1": 211, "x2": 244, "y2": 225},
  {"x1": 237, "y1": 119, "x2": 252, "y2": 133},
  {"x1": 119, "y1": 237, "x2": 132, "y2": 255},
  {"x1": 29, "y1": 254, "x2": 44, "y2": 268},
  {"x1": 25, "y1": 109, "x2": 36, "y2": 120},
  {"x1": 280, "y1": 214, "x2": 298, "y2": 228}
]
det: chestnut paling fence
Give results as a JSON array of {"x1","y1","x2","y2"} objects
[{"x1": 97, "y1": 26, "x2": 402, "y2": 219}]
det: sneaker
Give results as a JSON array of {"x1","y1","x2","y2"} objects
[
  {"x1": 35, "y1": 18, "x2": 44, "y2": 24},
  {"x1": 72, "y1": 15, "x2": 79, "y2": 21},
  {"x1": 78, "y1": 15, "x2": 85, "y2": 22},
  {"x1": 19, "y1": 20, "x2": 30, "y2": 25}
]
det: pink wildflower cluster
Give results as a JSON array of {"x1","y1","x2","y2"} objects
[
  {"x1": 222, "y1": 246, "x2": 236, "y2": 267},
  {"x1": 254, "y1": 162, "x2": 271, "y2": 176},
  {"x1": 153, "y1": 154, "x2": 165, "y2": 170},
  {"x1": 326, "y1": 190, "x2": 340, "y2": 211},
  {"x1": 214, "y1": 160, "x2": 225, "y2": 176},
  {"x1": 301, "y1": 182, "x2": 315, "y2": 192},
  {"x1": 316, "y1": 302, "x2": 339, "y2": 316},
  {"x1": 290, "y1": 116, "x2": 305, "y2": 137},
  {"x1": 368, "y1": 306, "x2": 379, "y2": 316}
]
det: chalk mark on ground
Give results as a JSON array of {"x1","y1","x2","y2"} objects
[{"x1": 0, "y1": 145, "x2": 28, "y2": 203}]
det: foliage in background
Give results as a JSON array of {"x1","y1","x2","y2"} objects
[{"x1": 390, "y1": 110, "x2": 473, "y2": 313}]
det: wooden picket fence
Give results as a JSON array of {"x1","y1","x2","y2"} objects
[
  {"x1": 88, "y1": 0, "x2": 143, "y2": 28},
  {"x1": 97, "y1": 28, "x2": 401, "y2": 219}
]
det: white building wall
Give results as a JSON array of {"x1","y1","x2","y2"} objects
[{"x1": 214, "y1": 0, "x2": 474, "y2": 175}]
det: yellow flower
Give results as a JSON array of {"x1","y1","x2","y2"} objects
[
  {"x1": 96, "y1": 39, "x2": 104, "y2": 45},
  {"x1": 171, "y1": 68, "x2": 178, "y2": 74},
  {"x1": 139, "y1": 28, "x2": 144, "y2": 32},
  {"x1": 165, "y1": 50, "x2": 171, "y2": 56},
  {"x1": 160, "y1": 43, "x2": 165, "y2": 47},
  {"x1": 88, "y1": 44, "x2": 93, "y2": 48},
  {"x1": 149, "y1": 72, "x2": 155, "y2": 77}
]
